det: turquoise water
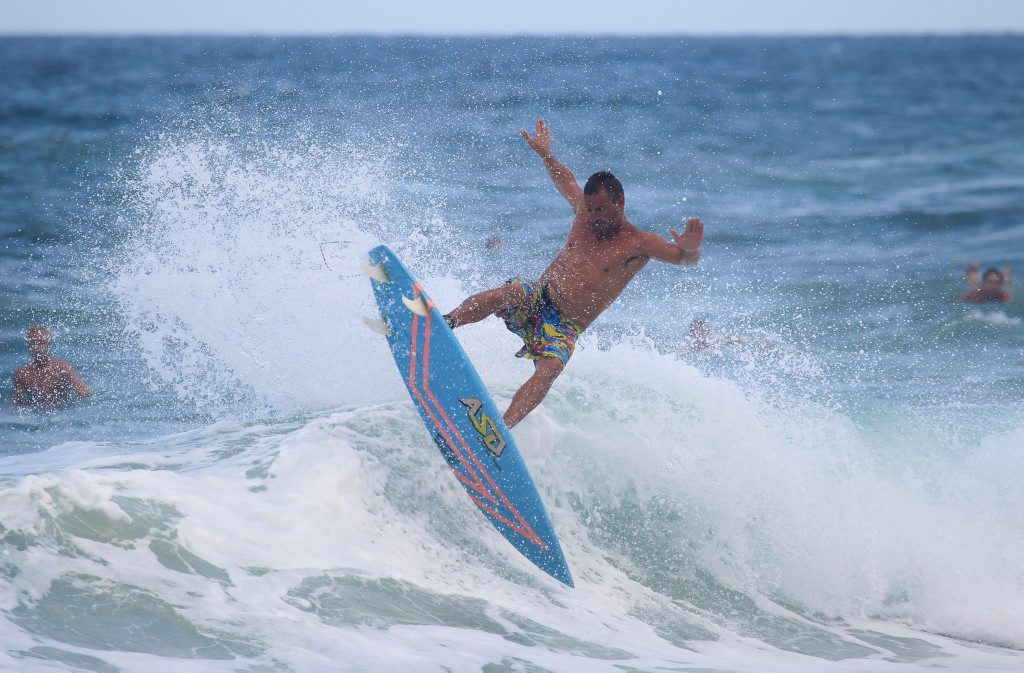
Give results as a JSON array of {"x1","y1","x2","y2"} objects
[{"x1": 1, "y1": 36, "x2": 1022, "y2": 672}]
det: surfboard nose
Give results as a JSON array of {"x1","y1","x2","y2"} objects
[{"x1": 362, "y1": 259, "x2": 390, "y2": 283}]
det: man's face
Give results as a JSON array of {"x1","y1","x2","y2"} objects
[
  {"x1": 582, "y1": 189, "x2": 623, "y2": 238},
  {"x1": 28, "y1": 332, "x2": 51, "y2": 361},
  {"x1": 982, "y1": 272, "x2": 1004, "y2": 293}
]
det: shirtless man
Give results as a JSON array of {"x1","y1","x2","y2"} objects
[
  {"x1": 959, "y1": 267, "x2": 1013, "y2": 304},
  {"x1": 13, "y1": 325, "x2": 92, "y2": 407},
  {"x1": 445, "y1": 120, "x2": 704, "y2": 427}
]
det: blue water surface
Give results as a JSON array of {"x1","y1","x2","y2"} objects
[{"x1": 1, "y1": 36, "x2": 1022, "y2": 453}]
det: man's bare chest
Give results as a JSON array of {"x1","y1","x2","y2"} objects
[
  {"x1": 23, "y1": 365, "x2": 66, "y2": 391},
  {"x1": 563, "y1": 236, "x2": 644, "y2": 275}
]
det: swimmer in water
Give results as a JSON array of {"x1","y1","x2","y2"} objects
[
  {"x1": 683, "y1": 317, "x2": 745, "y2": 352},
  {"x1": 13, "y1": 325, "x2": 92, "y2": 407},
  {"x1": 959, "y1": 267, "x2": 1013, "y2": 304}
]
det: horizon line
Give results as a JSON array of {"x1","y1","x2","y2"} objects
[{"x1": 3, "y1": 30, "x2": 1023, "y2": 38}]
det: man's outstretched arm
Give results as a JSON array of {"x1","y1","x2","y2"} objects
[
  {"x1": 521, "y1": 120, "x2": 583, "y2": 212},
  {"x1": 640, "y1": 217, "x2": 705, "y2": 267}
]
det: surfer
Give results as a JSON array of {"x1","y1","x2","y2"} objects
[
  {"x1": 445, "y1": 119, "x2": 704, "y2": 427},
  {"x1": 13, "y1": 325, "x2": 92, "y2": 407},
  {"x1": 959, "y1": 267, "x2": 1013, "y2": 303}
]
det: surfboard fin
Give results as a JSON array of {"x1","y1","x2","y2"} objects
[
  {"x1": 402, "y1": 295, "x2": 430, "y2": 317},
  {"x1": 362, "y1": 315, "x2": 392, "y2": 336},
  {"x1": 362, "y1": 260, "x2": 390, "y2": 283}
]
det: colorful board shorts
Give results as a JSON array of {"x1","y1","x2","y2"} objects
[{"x1": 496, "y1": 277, "x2": 581, "y2": 367}]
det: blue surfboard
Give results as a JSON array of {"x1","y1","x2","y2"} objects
[{"x1": 364, "y1": 245, "x2": 573, "y2": 587}]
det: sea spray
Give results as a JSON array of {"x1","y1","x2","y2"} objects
[{"x1": 109, "y1": 125, "x2": 466, "y2": 416}]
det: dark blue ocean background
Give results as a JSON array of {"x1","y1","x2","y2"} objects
[
  {"x1": 3, "y1": 36, "x2": 1022, "y2": 452},
  {"x1": 0, "y1": 36, "x2": 1023, "y2": 673}
]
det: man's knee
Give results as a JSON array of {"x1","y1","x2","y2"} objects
[
  {"x1": 469, "y1": 283, "x2": 517, "y2": 313},
  {"x1": 533, "y1": 357, "x2": 564, "y2": 382},
  {"x1": 494, "y1": 281, "x2": 525, "y2": 309}
]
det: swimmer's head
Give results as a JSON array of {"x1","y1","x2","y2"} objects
[
  {"x1": 26, "y1": 324, "x2": 52, "y2": 360},
  {"x1": 688, "y1": 318, "x2": 711, "y2": 345},
  {"x1": 982, "y1": 268, "x2": 1005, "y2": 290}
]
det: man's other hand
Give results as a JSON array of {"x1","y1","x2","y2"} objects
[
  {"x1": 521, "y1": 119, "x2": 554, "y2": 157},
  {"x1": 671, "y1": 217, "x2": 705, "y2": 252}
]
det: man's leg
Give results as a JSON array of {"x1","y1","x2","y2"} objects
[
  {"x1": 503, "y1": 357, "x2": 563, "y2": 428},
  {"x1": 445, "y1": 283, "x2": 521, "y2": 328}
]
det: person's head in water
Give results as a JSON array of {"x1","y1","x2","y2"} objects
[
  {"x1": 583, "y1": 171, "x2": 625, "y2": 239},
  {"x1": 687, "y1": 317, "x2": 712, "y2": 349},
  {"x1": 26, "y1": 325, "x2": 52, "y2": 363},
  {"x1": 982, "y1": 268, "x2": 1005, "y2": 292},
  {"x1": 959, "y1": 266, "x2": 1013, "y2": 303},
  {"x1": 976, "y1": 267, "x2": 1010, "y2": 302}
]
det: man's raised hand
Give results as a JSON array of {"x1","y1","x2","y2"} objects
[{"x1": 521, "y1": 119, "x2": 554, "y2": 157}]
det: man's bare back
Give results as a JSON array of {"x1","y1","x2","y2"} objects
[{"x1": 445, "y1": 120, "x2": 704, "y2": 427}]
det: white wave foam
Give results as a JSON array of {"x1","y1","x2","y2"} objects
[
  {"x1": 110, "y1": 127, "x2": 466, "y2": 417},
  {"x1": 1, "y1": 379, "x2": 1023, "y2": 671},
  {"x1": 967, "y1": 309, "x2": 1021, "y2": 326},
  {"x1": 524, "y1": 343, "x2": 1024, "y2": 650}
]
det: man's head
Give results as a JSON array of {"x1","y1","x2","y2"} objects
[
  {"x1": 688, "y1": 318, "x2": 711, "y2": 348},
  {"x1": 982, "y1": 268, "x2": 1005, "y2": 291},
  {"x1": 582, "y1": 171, "x2": 625, "y2": 239},
  {"x1": 26, "y1": 324, "x2": 52, "y2": 362}
]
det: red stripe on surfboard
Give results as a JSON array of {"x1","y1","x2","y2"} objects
[
  {"x1": 407, "y1": 306, "x2": 495, "y2": 502},
  {"x1": 468, "y1": 492, "x2": 550, "y2": 550},
  {"x1": 411, "y1": 285, "x2": 546, "y2": 549},
  {"x1": 407, "y1": 293, "x2": 496, "y2": 505}
]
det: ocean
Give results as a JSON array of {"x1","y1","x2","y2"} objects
[{"x1": 1, "y1": 35, "x2": 1023, "y2": 672}]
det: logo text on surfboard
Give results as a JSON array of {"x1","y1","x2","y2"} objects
[{"x1": 460, "y1": 397, "x2": 506, "y2": 458}]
